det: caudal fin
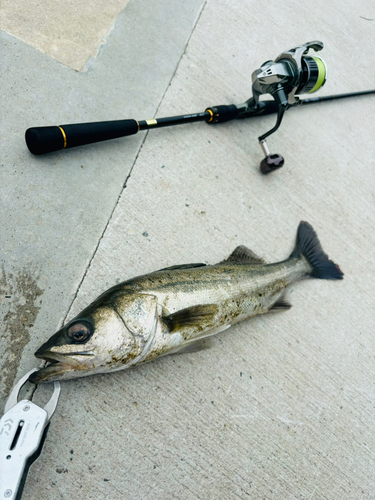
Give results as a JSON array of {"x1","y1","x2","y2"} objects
[{"x1": 291, "y1": 222, "x2": 344, "y2": 280}]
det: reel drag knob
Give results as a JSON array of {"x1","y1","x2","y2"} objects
[{"x1": 260, "y1": 154, "x2": 284, "y2": 174}]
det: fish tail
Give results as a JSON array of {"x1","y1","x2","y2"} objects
[{"x1": 291, "y1": 222, "x2": 344, "y2": 280}]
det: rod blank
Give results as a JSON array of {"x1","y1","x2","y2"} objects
[{"x1": 25, "y1": 91, "x2": 375, "y2": 155}]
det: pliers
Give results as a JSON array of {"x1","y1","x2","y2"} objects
[{"x1": 0, "y1": 369, "x2": 60, "y2": 500}]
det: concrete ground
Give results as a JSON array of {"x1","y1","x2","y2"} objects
[{"x1": 1, "y1": 0, "x2": 374, "y2": 498}]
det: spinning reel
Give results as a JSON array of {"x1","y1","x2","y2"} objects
[
  {"x1": 26, "y1": 41, "x2": 373, "y2": 174},
  {"x1": 238, "y1": 41, "x2": 327, "y2": 173}
]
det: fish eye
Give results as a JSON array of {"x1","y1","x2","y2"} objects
[{"x1": 67, "y1": 321, "x2": 92, "y2": 342}]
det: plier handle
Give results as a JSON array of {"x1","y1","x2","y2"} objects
[{"x1": 0, "y1": 369, "x2": 60, "y2": 500}]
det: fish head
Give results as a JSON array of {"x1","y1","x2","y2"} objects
[{"x1": 29, "y1": 303, "x2": 136, "y2": 384}]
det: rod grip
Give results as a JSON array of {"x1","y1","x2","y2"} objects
[{"x1": 25, "y1": 119, "x2": 139, "y2": 155}]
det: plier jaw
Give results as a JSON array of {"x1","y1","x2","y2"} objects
[{"x1": 0, "y1": 369, "x2": 60, "y2": 500}]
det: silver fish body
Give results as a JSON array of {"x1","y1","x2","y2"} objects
[{"x1": 30, "y1": 222, "x2": 343, "y2": 383}]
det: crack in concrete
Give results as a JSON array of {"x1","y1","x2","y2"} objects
[{"x1": 62, "y1": 0, "x2": 209, "y2": 324}]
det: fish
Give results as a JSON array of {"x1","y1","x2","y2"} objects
[{"x1": 29, "y1": 221, "x2": 343, "y2": 384}]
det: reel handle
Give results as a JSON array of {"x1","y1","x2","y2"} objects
[{"x1": 25, "y1": 119, "x2": 139, "y2": 155}]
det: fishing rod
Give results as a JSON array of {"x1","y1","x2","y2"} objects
[{"x1": 25, "y1": 41, "x2": 375, "y2": 174}]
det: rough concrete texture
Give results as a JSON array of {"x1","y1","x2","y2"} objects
[
  {"x1": 0, "y1": 0, "x2": 132, "y2": 71},
  {"x1": 1, "y1": 0, "x2": 375, "y2": 498}
]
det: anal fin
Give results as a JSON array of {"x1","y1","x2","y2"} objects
[{"x1": 269, "y1": 294, "x2": 292, "y2": 312}]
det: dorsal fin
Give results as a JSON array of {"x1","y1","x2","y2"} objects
[
  {"x1": 218, "y1": 245, "x2": 266, "y2": 265},
  {"x1": 156, "y1": 263, "x2": 206, "y2": 272}
]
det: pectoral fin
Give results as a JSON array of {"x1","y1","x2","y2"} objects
[{"x1": 163, "y1": 304, "x2": 219, "y2": 332}]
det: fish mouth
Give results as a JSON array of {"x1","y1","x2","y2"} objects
[{"x1": 29, "y1": 350, "x2": 94, "y2": 383}]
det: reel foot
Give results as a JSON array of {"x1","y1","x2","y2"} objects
[{"x1": 260, "y1": 154, "x2": 284, "y2": 174}]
